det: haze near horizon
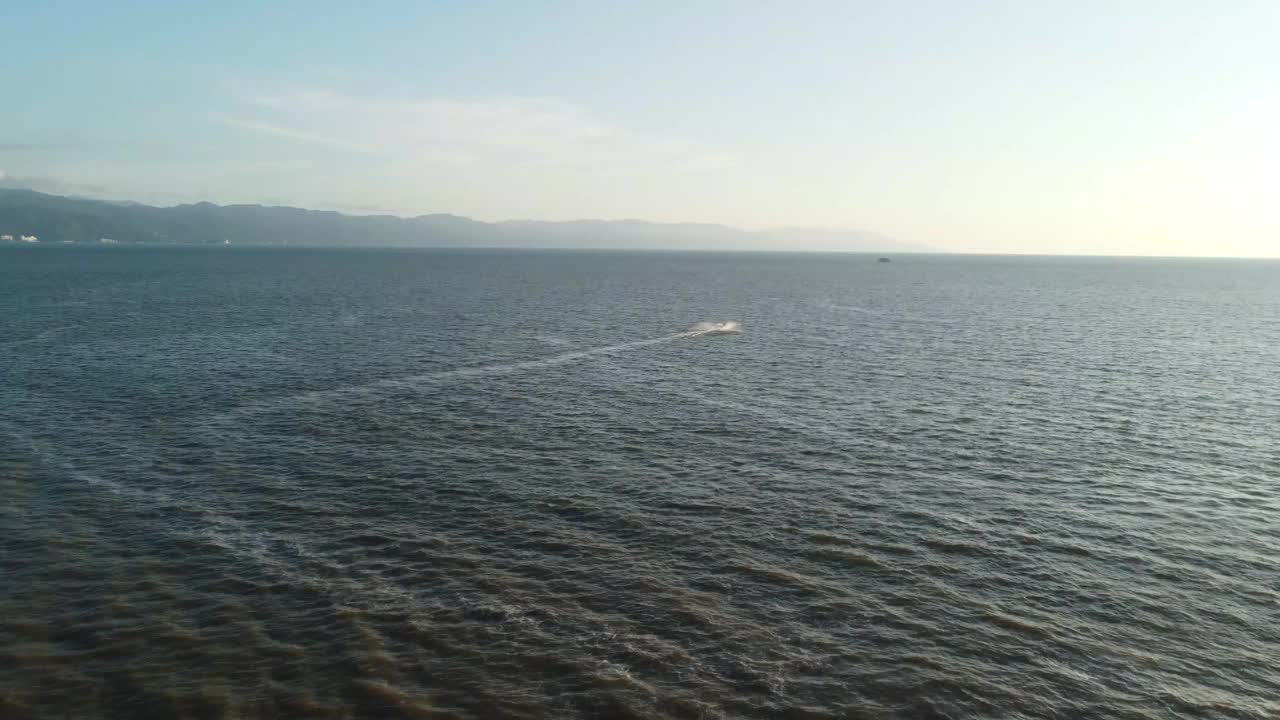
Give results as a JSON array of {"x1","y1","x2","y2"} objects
[{"x1": 2, "y1": 1, "x2": 1277, "y2": 257}]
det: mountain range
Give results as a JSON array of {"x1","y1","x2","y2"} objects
[{"x1": 0, "y1": 188, "x2": 925, "y2": 252}]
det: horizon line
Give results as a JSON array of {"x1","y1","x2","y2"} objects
[{"x1": 2, "y1": 187, "x2": 1278, "y2": 260}]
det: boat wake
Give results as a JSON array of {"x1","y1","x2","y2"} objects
[{"x1": 208, "y1": 322, "x2": 742, "y2": 420}]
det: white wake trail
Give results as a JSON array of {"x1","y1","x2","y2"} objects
[
  {"x1": 0, "y1": 325, "x2": 79, "y2": 350},
  {"x1": 210, "y1": 327, "x2": 727, "y2": 422}
]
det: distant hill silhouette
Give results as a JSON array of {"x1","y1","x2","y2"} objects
[{"x1": 0, "y1": 188, "x2": 926, "y2": 252}]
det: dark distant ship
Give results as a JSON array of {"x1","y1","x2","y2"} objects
[{"x1": 878, "y1": 257, "x2": 892, "y2": 263}]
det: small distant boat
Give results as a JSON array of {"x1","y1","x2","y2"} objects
[{"x1": 878, "y1": 257, "x2": 892, "y2": 263}]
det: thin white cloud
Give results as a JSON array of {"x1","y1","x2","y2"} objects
[
  {"x1": 0, "y1": 171, "x2": 111, "y2": 197},
  {"x1": 216, "y1": 116, "x2": 374, "y2": 153},
  {"x1": 221, "y1": 90, "x2": 737, "y2": 173},
  {"x1": 211, "y1": 89, "x2": 748, "y2": 223}
]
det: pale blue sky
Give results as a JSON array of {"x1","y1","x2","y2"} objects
[{"x1": 2, "y1": 1, "x2": 1277, "y2": 255}]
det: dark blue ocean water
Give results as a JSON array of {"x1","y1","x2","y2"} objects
[{"x1": 2, "y1": 246, "x2": 1278, "y2": 719}]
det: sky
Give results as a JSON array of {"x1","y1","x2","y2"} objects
[{"x1": 1, "y1": 1, "x2": 1277, "y2": 257}]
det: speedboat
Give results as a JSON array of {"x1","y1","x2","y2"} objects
[{"x1": 701, "y1": 321, "x2": 741, "y2": 336}]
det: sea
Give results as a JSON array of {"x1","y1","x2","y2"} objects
[{"x1": 1, "y1": 245, "x2": 1277, "y2": 719}]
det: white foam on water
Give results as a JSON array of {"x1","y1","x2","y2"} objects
[
  {"x1": 0, "y1": 424, "x2": 302, "y2": 585},
  {"x1": 10, "y1": 424, "x2": 415, "y2": 611},
  {"x1": 0, "y1": 424, "x2": 144, "y2": 500},
  {"x1": 74, "y1": 471, "x2": 133, "y2": 496}
]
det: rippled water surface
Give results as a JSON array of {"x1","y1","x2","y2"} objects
[{"x1": 2, "y1": 246, "x2": 1278, "y2": 719}]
